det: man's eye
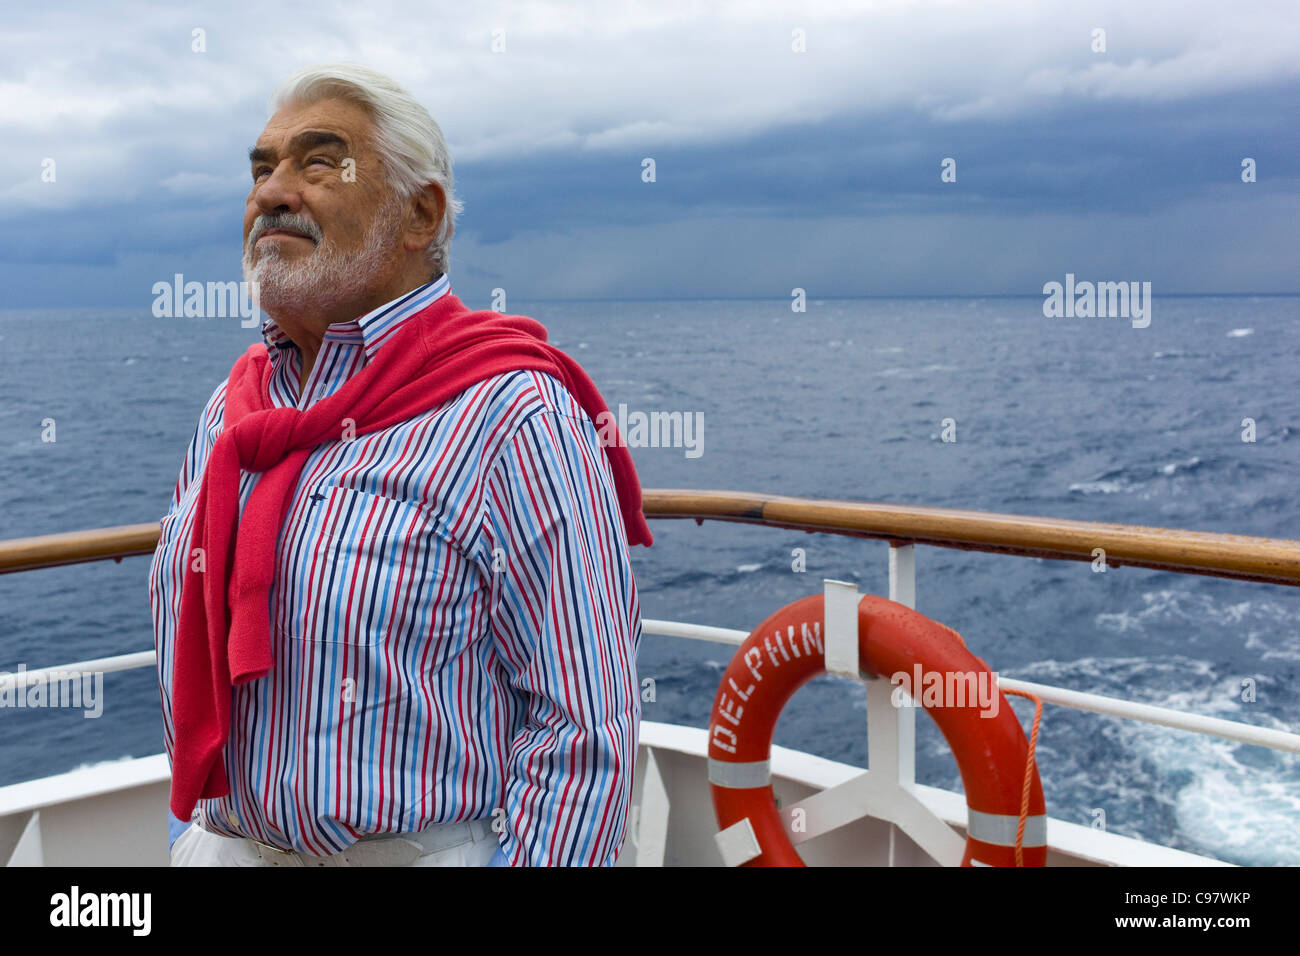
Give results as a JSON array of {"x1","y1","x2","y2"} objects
[
  {"x1": 252, "y1": 167, "x2": 270, "y2": 181},
  {"x1": 307, "y1": 156, "x2": 332, "y2": 168}
]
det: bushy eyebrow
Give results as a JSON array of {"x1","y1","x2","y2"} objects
[{"x1": 248, "y1": 130, "x2": 349, "y2": 166}]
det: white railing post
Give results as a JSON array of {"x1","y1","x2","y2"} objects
[
  {"x1": 879, "y1": 544, "x2": 916, "y2": 788},
  {"x1": 889, "y1": 543, "x2": 916, "y2": 609},
  {"x1": 820, "y1": 570, "x2": 938, "y2": 862},
  {"x1": 877, "y1": 544, "x2": 919, "y2": 863}
]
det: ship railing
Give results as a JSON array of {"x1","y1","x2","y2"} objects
[{"x1": 3, "y1": 489, "x2": 1300, "y2": 865}]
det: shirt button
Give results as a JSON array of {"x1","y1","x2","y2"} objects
[{"x1": 227, "y1": 809, "x2": 240, "y2": 827}]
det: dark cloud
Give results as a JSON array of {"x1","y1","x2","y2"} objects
[{"x1": 1, "y1": 1, "x2": 1296, "y2": 304}]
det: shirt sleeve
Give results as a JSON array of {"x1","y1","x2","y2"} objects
[
  {"x1": 162, "y1": 380, "x2": 226, "y2": 516},
  {"x1": 149, "y1": 381, "x2": 226, "y2": 792},
  {"x1": 482, "y1": 406, "x2": 643, "y2": 866},
  {"x1": 168, "y1": 811, "x2": 193, "y2": 851}
]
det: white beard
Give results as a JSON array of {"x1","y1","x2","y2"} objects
[{"x1": 242, "y1": 196, "x2": 403, "y2": 318}]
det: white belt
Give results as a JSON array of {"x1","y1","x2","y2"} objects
[{"x1": 243, "y1": 818, "x2": 497, "y2": 867}]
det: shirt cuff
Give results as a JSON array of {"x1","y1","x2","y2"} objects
[{"x1": 168, "y1": 810, "x2": 193, "y2": 852}]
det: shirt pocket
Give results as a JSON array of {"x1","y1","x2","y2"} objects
[{"x1": 282, "y1": 484, "x2": 441, "y2": 648}]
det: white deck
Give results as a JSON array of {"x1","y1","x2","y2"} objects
[{"x1": 0, "y1": 721, "x2": 1228, "y2": 867}]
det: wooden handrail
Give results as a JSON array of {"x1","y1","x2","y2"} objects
[
  {"x1": 3, "y1": 489, "x2": 1300, "y2": 586},
  {"x1": 641, "y1": 490, "x2": 1300, "y2": 586},
  {"x1": 0, "y1": 524, "x2": 162, "y2": 575}
]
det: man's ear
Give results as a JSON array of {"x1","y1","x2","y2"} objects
[{"x1": 404, "y1": 182, "x2": 447, "y2": 254}]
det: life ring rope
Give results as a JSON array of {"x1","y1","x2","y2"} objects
[{"x1": 1003, "y1": 687, "x2": 1045, "y2": 867}]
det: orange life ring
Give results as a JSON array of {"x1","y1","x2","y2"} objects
[{"x1": 708, "y1": 593, "x2": 1046, "y2": 866}]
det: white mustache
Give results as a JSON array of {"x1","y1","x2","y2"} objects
[{"x1": 246, "y1": 215, "x2": 323, "y2": 254}]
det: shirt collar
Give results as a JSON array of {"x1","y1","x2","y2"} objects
[{"x1": 260, "y1": 273, "x2": 452, "y2": 362}]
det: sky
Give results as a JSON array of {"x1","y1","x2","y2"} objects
[{"x1": 1, "y1": 0, "x2": 1298, "y2": 306}]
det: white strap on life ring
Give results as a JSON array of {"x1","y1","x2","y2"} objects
[
  {"x1": 707, "y1": 758, "x2": 771, "y2": 789},
  {"x1": 966, "y1": 808, "x2": 1048, "y2": 847}
]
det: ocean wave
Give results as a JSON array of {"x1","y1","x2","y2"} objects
[
  {"x1": 875, "y1": 363, "x2": 958, "y2": 378},
  {"x1": 1068, "y1": 479, "x2": 1127, "y2": 495},
  {"x1": 999, "y1": 656, "x2": 1300, "y2": 865},
  {"x1": 1069, "y1": 456, "x2": 1208, "y2": 495},
  {"x1": 1159, "y1": 455, "x2": 1203, "y2": 475},
  {"x1": 1094, "y1": 588, "x2": 1291, "y2": 633}
]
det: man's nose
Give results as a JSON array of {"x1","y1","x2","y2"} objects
[{"x1": 254, "y1": 161, "x2": 304, "y2": 216}]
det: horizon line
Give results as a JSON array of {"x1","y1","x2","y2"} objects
[{"x1": 5, "y1": 290, "x2": 1298, "y2": 312}]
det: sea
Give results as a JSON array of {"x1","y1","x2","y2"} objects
[{"x1": 2, "y1": 294, "x2": 1298, "y2": 866}]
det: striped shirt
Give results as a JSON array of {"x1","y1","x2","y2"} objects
[{"x1": 148, "y1": 275, "x2": 643, "y2": 865}]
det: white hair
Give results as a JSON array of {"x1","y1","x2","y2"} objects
[{"x1": 269, "y1": 64, "x2": 463, "y2": 278}]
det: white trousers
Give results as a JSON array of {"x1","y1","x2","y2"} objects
[{"x1": 170, "y1": 819, "x2": 499, "y2": 867}]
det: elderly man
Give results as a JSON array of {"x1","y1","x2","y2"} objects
[{"x1": 149, "y1": 64, "x2": 652, "y2": 867}]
